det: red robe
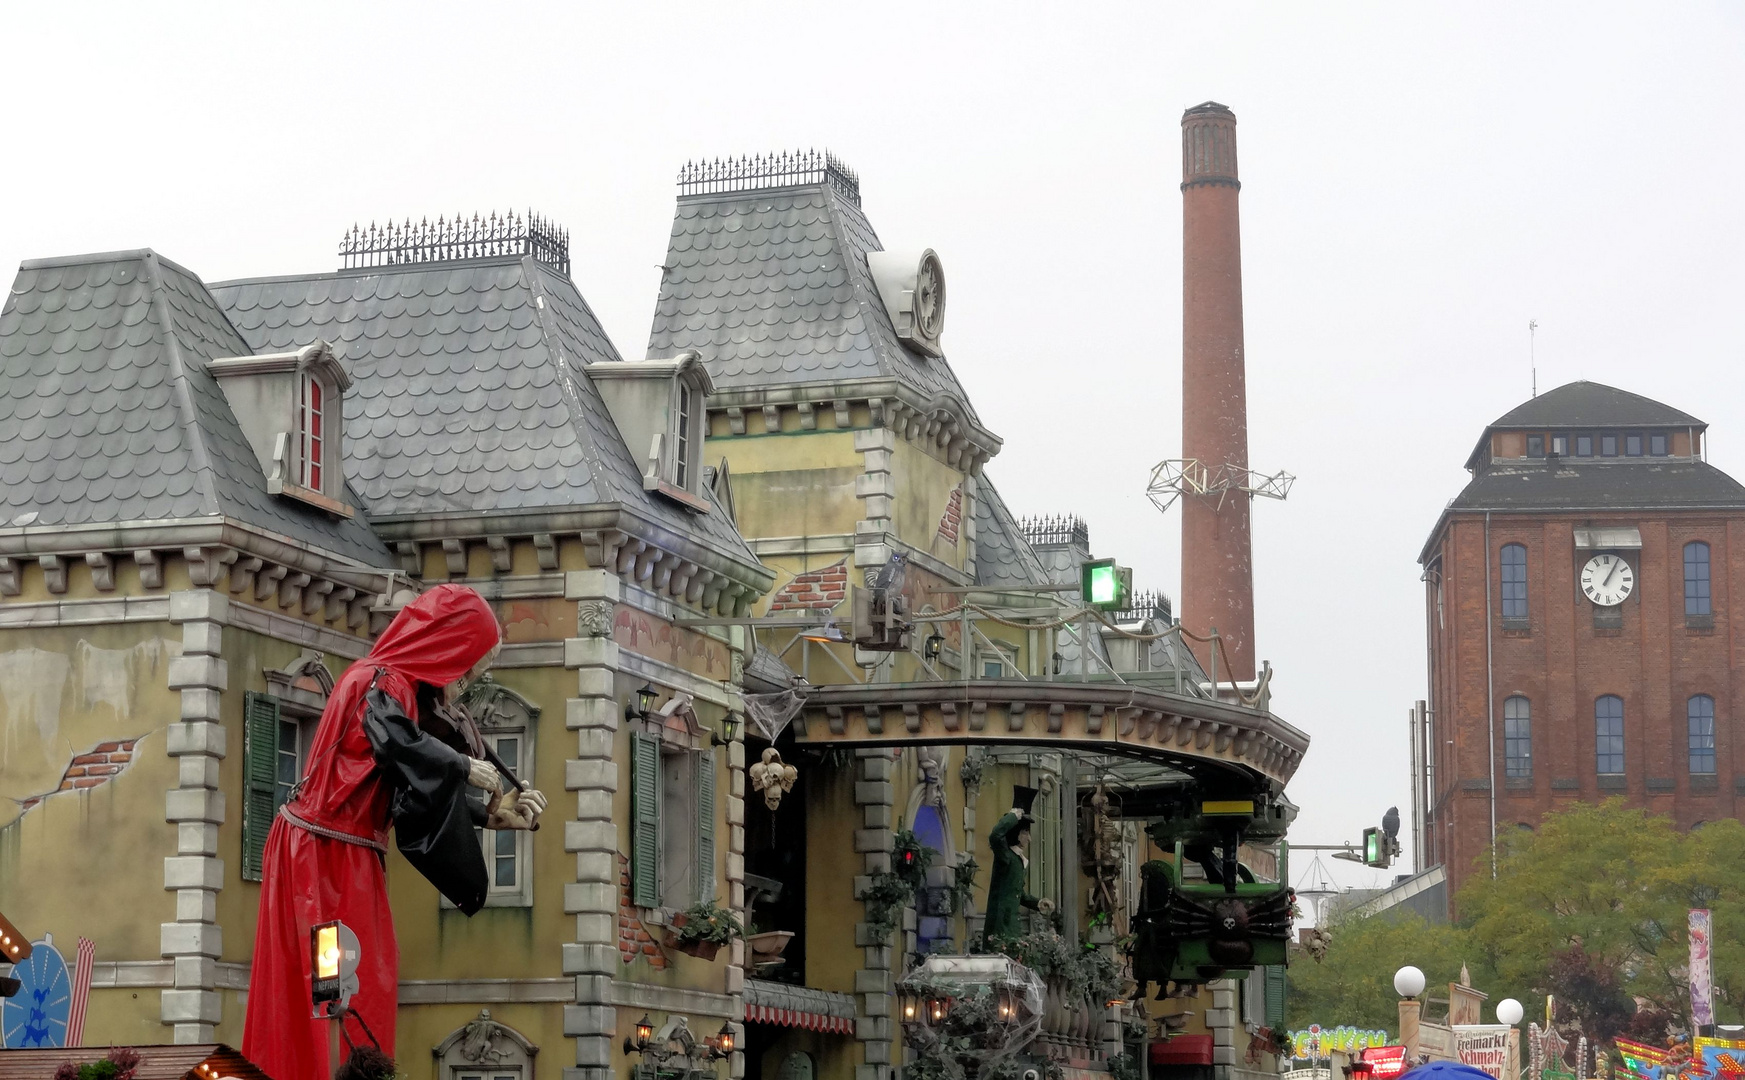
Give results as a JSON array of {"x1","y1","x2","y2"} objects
[{"x1": 243, "y1": 585, "x2": 500, "y2": 1080}]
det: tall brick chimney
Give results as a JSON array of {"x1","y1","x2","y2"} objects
[{"x1": 1180, "y1": 101, "x2": 1255, "y2": 681}]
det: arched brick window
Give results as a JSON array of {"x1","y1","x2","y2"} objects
[
  {"x1": 1500, "y1": 544, "x2": 1528, "y2": 621},
  {"x1": 1595, "y1": 695, "x2": 1625, "y2": 775},
  {"x1": 1688, "y1": 695, "x2": 1717, "y2": 775}
]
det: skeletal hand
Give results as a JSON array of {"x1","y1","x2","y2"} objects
[
  {"x1": 488, "y1": 788, "x2": 547, "y2": 830},
  {"x1": 466, "y1": 757, "x2": 502, "y2": 793}
]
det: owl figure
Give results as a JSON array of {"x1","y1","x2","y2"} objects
[{"x1": 749, "y1": 747, "x2": 798, "y2": 810}]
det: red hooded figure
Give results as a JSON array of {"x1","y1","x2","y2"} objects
[{"x1": 243, "y1": 585, "x2": 534, "y2": 1080}]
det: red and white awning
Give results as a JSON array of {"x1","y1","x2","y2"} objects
[{"x1": 742, "y1": 1002, "x2": 854, "y2": 1035}]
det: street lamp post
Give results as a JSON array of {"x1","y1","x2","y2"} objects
[
  {"x1": 1395, "y1": 966, "x2": 1427, "y2": 1063},
  {"x1": 1498, "y1": 999, "x2": 1524, "y2": 1080}
]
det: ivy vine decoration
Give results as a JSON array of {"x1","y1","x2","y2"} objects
[
  {"x1": 959, "y1": 752, "x2": 985, "y2": 794},
  {"x1": 898, "y1": 978, "x2": 1060, "y2": 1080},
  {"x1": 1107, "y1": 1052, "x2": 1141, "y2": 1080},
  {"x1": 892, "y1": 829, "x2": 934, "y2": 891},
  {"x1": 948, "y1": 855, "x2": 980, "y2": 915},
  {"x1": 862, "y1": 873, "x2": 916, "y2": 938}
]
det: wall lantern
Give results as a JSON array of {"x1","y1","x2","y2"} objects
[
  {"x1": 714, "y1": 1022, "x2": 736, "y2": 1056},
  {"x1": 1051, "y1": 651, "x2": 1063, "y2": 676},
  {"x1": 713, "y1": 712, "x2": 741, "y2": 747},
  {"x1": 923, "y1": 630, "x2": 945, "y2": 663},
  {"x1": 623, "y1": 1013, "x2": 655, "y2": 1056},
  {"x1": 898, "y1": 989, "x2": 920, "y2": 1023},
  {"x1": 927, "y1": 995, "x2": 954, "y2": 1023},
  {"x1": 626, "y1": 683, "x2": 659, "y2": 721}
]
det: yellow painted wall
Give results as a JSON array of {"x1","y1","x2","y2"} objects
[{"x1": 890, "y1": 441, "x2": 967, "y2": 570}]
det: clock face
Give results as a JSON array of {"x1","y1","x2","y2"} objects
[
  {"x1": 1580, "y1": 553, "x2": 1635, "y2": 607},
  {"x1": 914, "y1": 252, "x2": 945, "y2": 340}
]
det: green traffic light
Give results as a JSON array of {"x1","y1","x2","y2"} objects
[{"x1": 1088, "y1": 564, "x2": 1119, "y2": 605}]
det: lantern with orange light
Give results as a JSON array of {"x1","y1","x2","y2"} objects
[{"x1": 309, "y1": 920, "x2": 361, "y2": 1018}]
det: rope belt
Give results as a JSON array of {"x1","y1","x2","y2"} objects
[{"x1": 279, "y1": 805, "x2": 388, "y2": 854}]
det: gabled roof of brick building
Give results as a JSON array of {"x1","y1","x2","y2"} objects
[
  {"x1": 0, "y1": 250, "x2": 390, "y2": 566},
  {"x1": 212, "y1": 255, "x2": 761, "y2": 570},
  {"x1": 645, "y1": 155, "x2": 987, "y2": 428}
]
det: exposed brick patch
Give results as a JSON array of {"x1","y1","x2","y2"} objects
[
  {"x1": 618, "y1": 852, "x2": 667, "y2": 969},
  {"x1": 15, "y1": 737, "x2": 142, "y2": 814},
  {"x1": 936, "y1": 483, "x2": 963, "y2": 544},
  {"x1": 768, "y1": 559, "x2": 849, "y2": 613}
]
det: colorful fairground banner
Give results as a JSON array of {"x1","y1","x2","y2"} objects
[
  {"x1": 1615, "y1": 1036, "x2": 1745, "y2": 1080},
  {"x1": 1290, "y1": 1025, "x2": 1392, "y2": 1060}
]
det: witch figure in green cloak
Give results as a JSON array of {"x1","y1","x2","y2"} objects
[{"x1": 980, "y1": 785, "x2": 1056, "y2": 951}]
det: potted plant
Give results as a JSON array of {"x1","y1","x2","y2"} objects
[{"x1": 664, "y1": 898, "x2": 744, "y2": 961}]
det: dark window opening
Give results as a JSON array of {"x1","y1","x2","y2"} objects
[
  {"x1": 1596, "y1": 695, "x2": 1624, "y2": 775},
  {"x1": 1688, "y1": 696, "x2": 1716, "y2": 775},
  {"x1": 1551, "y1": 434, "x2": 1569, "y2": 456},
  {"x1": 1685, "y1": 542, "x2": 1712, "y2": 617},
  {"x1": 1626, "y1": 434, "x2": 1643, "y2": 456},
  {"x1": 1527, "y1": 435, "x2": 1545, "y2": 457},
  {"x1": 1650, "y1": 433, "x2": 1668, "y2": 456},
  {"x1": 1504, "y1": 696, "x2": 1531, "y2": 778},
  {"x1": 1601, "y1": 435, "x2": 1618, "y2": 456},
  {"x1": 1500, "y1": 543, "x2": 1528, "y2": 621},
  {"x1": 1576, "y1": 435, "x2": 1593, "y2": 457}
]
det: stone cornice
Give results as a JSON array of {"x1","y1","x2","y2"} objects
[
  {"x1": 0, "y1": 518, "x2": 392, "y2": 632},
  {"x1": 366, "y1": 505, "x2": 773, "y2": 616},
  {"x1": 708, "y1": 377, "x2": 1001, "y2": 474}
]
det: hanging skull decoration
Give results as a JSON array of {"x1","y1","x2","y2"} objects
[{"x1": 749, "y1": 747, "x2": 799, "y2": 810}]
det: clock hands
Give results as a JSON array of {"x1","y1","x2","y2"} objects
[{"x1": 1603, "y1": 560, "x2": 1621, "y2": 589}]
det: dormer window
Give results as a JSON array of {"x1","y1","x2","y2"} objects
[
  {"x1": 207, "y1": 340, "x2": 353, "y2": 517},
  {"x1": 589, "y1": 352, "x2": 714, "y2": 513},
  {"x1": 301, "y1": 375, "x2": 326, "y2": 490},
  {"x1": 675, "y1": 383, "x2": 695, "y2": 490}
]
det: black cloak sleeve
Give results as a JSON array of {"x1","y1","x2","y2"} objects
[{"x1": 362, "y1": 685, "x2": 490, "y2": 915}]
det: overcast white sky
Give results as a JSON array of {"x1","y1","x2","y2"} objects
[{"x1": 5, "y1": 3, "x2": 1743, "y2": 895}]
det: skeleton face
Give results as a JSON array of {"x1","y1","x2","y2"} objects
[{"x1": 444, "y1": 642, "x2": 502, "y2": 704}]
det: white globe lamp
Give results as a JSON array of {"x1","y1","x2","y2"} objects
[
  {"x1": 1497, "y1": 999, "x2": 1524, "y2": 1026},
  {"x1": 1394, "y1": 966, "x2": 1427, "y2": 999}
]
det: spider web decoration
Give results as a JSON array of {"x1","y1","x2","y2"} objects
[{"x1": 743, "y1": 688, "x2": 808, "y2": 743}]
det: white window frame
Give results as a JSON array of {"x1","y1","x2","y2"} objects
[{"x1": 443, "y1": 675, "x2": 542, "y2": 911}]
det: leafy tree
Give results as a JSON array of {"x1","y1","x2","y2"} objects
[{"x1": 1286, "y1": 911, "x2": 1487, "y2": 1033}]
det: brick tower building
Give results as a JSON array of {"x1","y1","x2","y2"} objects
[
  {"x1": 1180, "y1": 101, "x2": 1256, "y2": 680},
  {"x1": 1418, "y1": 381, "x2": 1745, "y2": 901}
]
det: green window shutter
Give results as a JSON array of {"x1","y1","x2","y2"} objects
[
  {"x1": 696, "y1": 748, "x2": 716, "y2": 904},
  {"x1": 1264, "y1": 964, "x2": 1287, "y2": 1028},
  {"x1": 242, "y1": 692, "x2": 282, "y2": 883},
  {"x1": 630, "y1": 733, "x2": 662, "y2": 908}
]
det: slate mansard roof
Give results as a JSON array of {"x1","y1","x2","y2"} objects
[
  {"x1": 211, "y1": 256, "x2": 761, "y2": 569},
  {"x1": 645, "y1": 174, "x2": 987, "y2": 429},
  {"x1": 0, "y1": 251, "x2": 390, "y2": 565},
  {"x1": 972, "y1": 478, "x2": 1051, "y2": 589}
]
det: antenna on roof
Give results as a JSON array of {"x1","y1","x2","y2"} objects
[{"x1": 1529, "y1": 319, "x2": 1538, "y2": 398}]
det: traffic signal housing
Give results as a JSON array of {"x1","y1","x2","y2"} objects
[
  {"x1": 1362, "y1": 826, "x2": 1391, "y2": 869},
  {"x1": 1081, "y1": 559, "x2": 1133, "y2": 611}
]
